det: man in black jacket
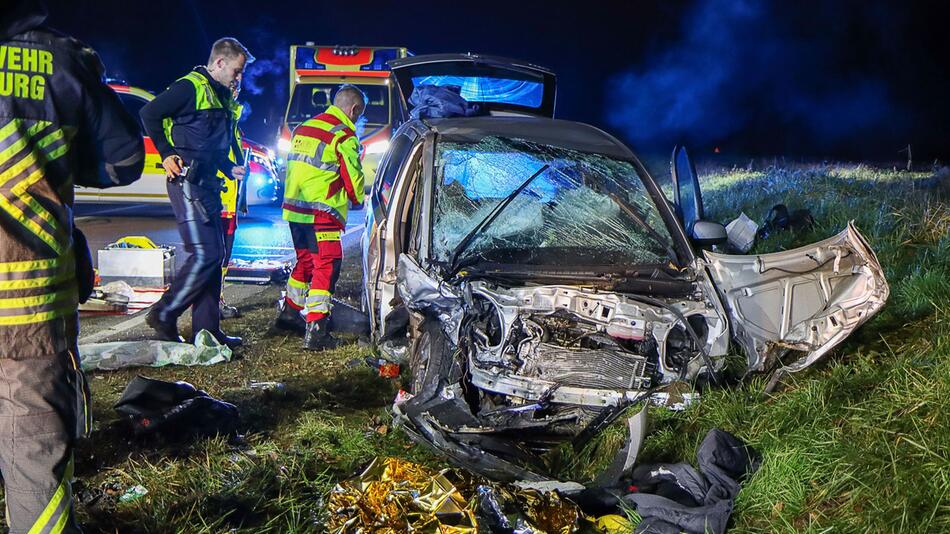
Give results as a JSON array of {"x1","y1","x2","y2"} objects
[
  {"x1": 140, "y1": 38, "x2": 252, "y2": 348},
  {"x1": 0, "y1": 1, "x2": 145, "y2": 531}
]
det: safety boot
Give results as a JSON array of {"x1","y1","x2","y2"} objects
[
  {"x1": 146, "y1": 307, "x2": 184, "y2": 343},
  {"x1": 274, "y1": 299, "x2": 306, "y2": 334},
  {"x1": 210, "y1": 330, "x2": 244, "y2": 350},
  {"x1": 303, "y1": 317, "x2": 339, "y2": 351}
]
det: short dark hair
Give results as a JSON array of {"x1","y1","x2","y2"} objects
[
  {"x1": 208, "y1": 37, "x2": 254, "y2": 65},
  {"x1": 333, "y1": 84, "x2": 367, "y2": 110}
]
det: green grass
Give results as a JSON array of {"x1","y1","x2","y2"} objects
[
  {"x1": 629, "y1": 164, "x2": 949, "y2": 532},
  {"x1": 1, "y1": 164, "x2": 947, "y2": 533}
]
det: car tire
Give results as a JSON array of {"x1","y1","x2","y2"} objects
[{"x1": 408, "y1": 320, "x2": 450, "y2": 395}]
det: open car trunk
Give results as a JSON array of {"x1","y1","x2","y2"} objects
[{"x1": 389, "y1": 53, "x2": 557, "y2": 118}]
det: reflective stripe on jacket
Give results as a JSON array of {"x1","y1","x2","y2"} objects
[
  {"x1": 0, "y1": 27, "x2": 144, "y2": 358},
  {"x1": 282, "y1": 105, "x2": 364, "y2": 226}
]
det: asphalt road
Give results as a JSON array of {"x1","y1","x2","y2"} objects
[{"x1": 73, "y1": 201, "x2": 366, "y2": 343}]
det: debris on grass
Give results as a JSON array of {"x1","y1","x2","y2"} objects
[
  {"x1": 114, "y1": 376, "x2": 240, "y2": 438},
  {"x1": 118, "y1": 485, "x2": 149, "y2": 504},
  {"x1": 80, "y1": 329, "x2": 231, "y2": 371}
]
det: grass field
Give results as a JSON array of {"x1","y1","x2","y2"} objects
[{"x1": 2, "y1": 164, "x2": 947, "y2": 533}]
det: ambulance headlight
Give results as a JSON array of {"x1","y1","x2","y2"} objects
[
  {"x1": 364, "y1": 139, "x2": 390, "y2": 155},
  {"x1": 277, "y1": 138, "x2": 292, "y2": 153}
]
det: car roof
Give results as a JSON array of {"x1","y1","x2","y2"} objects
[{"x1": 420, "y1": 116, "x2": 636, "y2": 161}]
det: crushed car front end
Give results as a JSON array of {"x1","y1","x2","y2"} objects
[{"x1": 384, "y1": 119, "x2": 734, "y2": 481}]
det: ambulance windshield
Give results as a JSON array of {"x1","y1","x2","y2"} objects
[{"x1": 286, "y1": 84, "x2": 390, "y2": 130}]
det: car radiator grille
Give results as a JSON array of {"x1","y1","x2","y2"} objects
[{"x1": 519, "y1": 343, "x2": 653, "y2": 390}]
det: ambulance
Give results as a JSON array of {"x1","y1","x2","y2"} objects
[
  {"x1": 278, "y1": 45, "x2": 411, "y2": 187},
  {"x1": 76, "y1": 82, "x2": 280, "y2": 205}
]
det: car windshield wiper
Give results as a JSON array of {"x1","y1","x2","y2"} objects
[{"x1": 447, "y1": 164, "x2": 550, "y2": 276}]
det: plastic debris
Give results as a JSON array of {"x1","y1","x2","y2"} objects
[
  {"x1": 650, "y1": 391, "x2": 700, "y2": 412},
  {"x1": 79, "y1": 329, "x2": 231, "y2": 371},
  {"x1": 725, "y1": 212, "x2": 758, "y2": 253},
  {"x1": 248, "y1": 381, "x2": 287, "y2": 398},
  {"x1": 118, "y1": 485, "x2": 148, "y2": 503}
]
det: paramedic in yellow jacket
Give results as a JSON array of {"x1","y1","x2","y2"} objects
[
  {"x1": 274, "y1": 85, "x2": 365, "y2": 350},
  {"x1": 218, "y1": 85, "x2": 244, "y2": 319}
]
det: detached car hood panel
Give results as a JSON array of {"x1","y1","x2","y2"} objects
[{"x1": 703, "y1": 221, "x2": 889, "y2": 373}]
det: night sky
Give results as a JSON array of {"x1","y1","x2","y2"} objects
[{"x1": 42, "y1": 0, "x2": 950, "y2": 162}]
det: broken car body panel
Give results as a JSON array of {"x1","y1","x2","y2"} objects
[{"x1": 703, "y1": 221, "x2": 889, "y2": 374}]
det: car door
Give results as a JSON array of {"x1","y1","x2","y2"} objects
[
  {"x1": 389, "y1": 53, "x2": 557, "y2": 118},
  {"x1": 670, "y1": 145, "x2": 704, "y2": 232},
  {"x1": 362, "y1": 130, "x2": 422, "y2": 335}
]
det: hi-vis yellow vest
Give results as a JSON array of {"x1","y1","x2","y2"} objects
[
  {"x1": 282, "y1": 105, "x2": 364, "y2": 226},
  {"x1": 218, "y1": 101, "x2": 243, "y2": 217}
]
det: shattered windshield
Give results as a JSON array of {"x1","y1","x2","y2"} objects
[{"x1": 432, "y1": 136, "x2": 678, "y2": 268}]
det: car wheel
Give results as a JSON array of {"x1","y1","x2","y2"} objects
[{"x1": 408, "y1": 320, "x2": 450, "y2": 395}]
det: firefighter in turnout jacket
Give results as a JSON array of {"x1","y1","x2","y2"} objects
[
  {"x1": 0, "y1": 2, "x2": 145, "y2": 531},
  {"x1": 140, "y1": 38, "x2": 252, "y2": 349},
  {"x1": 274, "y1": 85, "x2": 365, "y2": 349}
]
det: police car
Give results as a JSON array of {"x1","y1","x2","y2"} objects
[{"x1": 75, "y1": 82, "x2": 280, "y2": 205}]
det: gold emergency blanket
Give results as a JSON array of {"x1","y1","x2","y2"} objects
[
  {"x1": 326, "y1": 457, "x2": 633, "y2": 533},
  {"x1": 327, "y1": 457, "x2": 476, "y2": 533}
]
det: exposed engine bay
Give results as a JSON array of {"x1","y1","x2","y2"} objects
[
  {"x1": 462, "y1": 281, "x2": 729, "y2": 408},
  {"x1": 390, "y1": 254, "x2": 730, "y2": 482}
]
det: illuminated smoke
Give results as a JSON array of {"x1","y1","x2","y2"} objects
[{"x1": 607, "y1": 0, "x2": 908, "y2": 154}]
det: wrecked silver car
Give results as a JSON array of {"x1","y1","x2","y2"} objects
[{"x1": 360, "y1": 54, "x2": 889, "y2": 482}]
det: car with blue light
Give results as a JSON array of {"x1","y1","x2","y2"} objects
[
  {"x1": 75, "y1": 82, "x2": 280, "y2": 206},
  {"x1": 360, "y1": 53, "x2": 889, "y2": 482}
]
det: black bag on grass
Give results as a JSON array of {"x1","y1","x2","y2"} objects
[{"x1": 114, "y1": 376, "x2": 239, "y2": 438}]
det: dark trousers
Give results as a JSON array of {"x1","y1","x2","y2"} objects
[
  {"x1": 155, "y1": 180, "x2": 225, "y2": 335},
  {"x1": 0, "y1": 350, "x2": 88, "y2": 533}
]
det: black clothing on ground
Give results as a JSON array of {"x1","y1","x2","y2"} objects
[{"x1": 623, "y1": 429, "x2": 761, "y2": 534}]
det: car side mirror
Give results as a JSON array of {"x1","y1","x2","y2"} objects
[{"x1": 690, "y1": 220, "x2": 727, "y2": 247}]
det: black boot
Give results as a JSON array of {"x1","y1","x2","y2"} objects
[
  {"x1": 274, "y1": 299, "x2": 306, "y2": 334},
  {"x1": 210, "y1": 330, "x2": 243, "y2": 349},
  {"x1": 146, "y1": 307, "x2": 184, "y2": 343},
  {"x1": 303, "y1": 317, "x2": 339, "y2": 351}
]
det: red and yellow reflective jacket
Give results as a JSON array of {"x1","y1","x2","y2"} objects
[{"x1": 281, "y1": 105, "x2": 363, "y2": 227}]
